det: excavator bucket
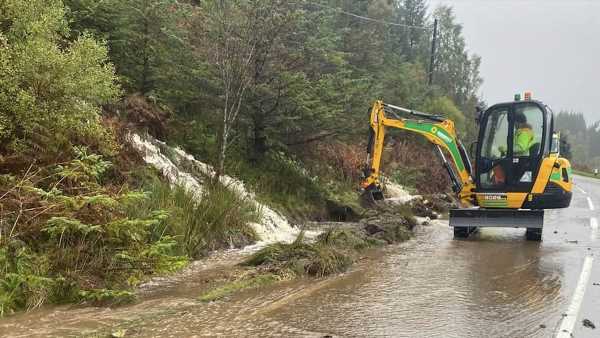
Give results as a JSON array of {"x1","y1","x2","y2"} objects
[{"x1": 360, "y1": 186, "x2": 384, "y2": 208}]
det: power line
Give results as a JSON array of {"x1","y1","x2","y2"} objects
[{"x1": 305, "y1": 2, "x2": 431, "y2": 31}]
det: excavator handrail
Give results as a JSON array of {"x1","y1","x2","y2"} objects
[{"x1": 383, "y1": 103, "x2": 446, "y2": 122}]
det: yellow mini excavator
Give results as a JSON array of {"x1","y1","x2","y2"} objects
[{"x1": 360, "y1": 94, "x2": 573, "y2": 240}]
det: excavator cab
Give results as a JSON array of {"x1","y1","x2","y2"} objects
[
  {"x1": 472, "y1": 96, "x2": 572, "y2": 211},
  {"x1": 476, "y1": 100, "x2": 548, "y2": 193}
]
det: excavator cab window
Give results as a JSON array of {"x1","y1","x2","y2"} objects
[
  {"x1": 511, "y1": 104, "x2": 544, "y2": 187},
  {"x1": 476, "y1": 101, "x2": 547, "y2": 192}
]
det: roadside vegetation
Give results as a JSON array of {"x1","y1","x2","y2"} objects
[
  {"x1": 0, "y1": 149, "x2": 259, "y2": 315},
  {"x1": 573, "y1": 169, "x2": 600, "y2": 180},
  {"x1": 555, "y1": 112, "x2": 600, "y2": 169},
  {"x1": 1, "y1": 0, "x2": 483, "y2": 317},
  {"x1": 200, "y1": 207, "x2": 417, "y2": 302}
]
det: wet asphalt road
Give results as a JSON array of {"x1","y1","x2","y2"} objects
[
  {"x1": 223, "y1": 175, "x2": 599, "y2": 338},
  {"x1": 1, "y1": 176, "x2": 599, "y2": 337}
]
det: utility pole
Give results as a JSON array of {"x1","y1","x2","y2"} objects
[{"x1": 428, "y1": 18, "x2": 438, "y2": 86}]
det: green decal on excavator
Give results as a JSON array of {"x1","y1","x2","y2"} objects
[
  {"x1": 550, "y1": 172, "x2": 561, "y2": 181},
  {"x1": 404, "y1": 121, "x2": 465, "y2": 172}
]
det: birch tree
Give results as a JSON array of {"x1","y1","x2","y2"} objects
[{"x1": 199, "y1": 0, "x2": 257, "y2": 177}]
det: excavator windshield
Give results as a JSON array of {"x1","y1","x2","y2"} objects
[{"x1": 476, "y1": 101, "x2": 547, "y2": 192}]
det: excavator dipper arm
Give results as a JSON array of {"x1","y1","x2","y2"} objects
[{"x1": 361, "y1": 100, "x2": 475, "y2": 207}]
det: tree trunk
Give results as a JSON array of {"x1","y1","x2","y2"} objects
[
  {"x1": 140, "y1": 16, "x2": 151, "y2": 95},
  {"x1": 251, "y1": 114, "x2": 267, "y2": 162},
  {"x1": 216, "y1": 118, "x2": 228, "y2": 179}
]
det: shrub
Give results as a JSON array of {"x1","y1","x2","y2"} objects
[
  {"x1": 0, "y1": 0, "x2": 119, "y2": 161},
  {"x1": 0, "y1": 150, "x2": 188, "y2": 316}
]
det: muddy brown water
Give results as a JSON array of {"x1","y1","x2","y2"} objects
[
  {"x1": 6, "y1": 174, "x2": 600, "y2": 338},
  {"x1": 3, "y1": 217, "x2": 586, "y2": 338}
]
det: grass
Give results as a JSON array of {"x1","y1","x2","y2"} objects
[
  {"x1": 77, "y1": 289, "x2": 136, "y2": 306},
  {"x1": 198, "y1": 274, "x2": 279, "y2": 302},
  {"x1": 129, "y1": 173, "x2": 259, "y2": 258},
  {"x1": 243, "y1": 233, "x2": 354, "y2": 277},
  {"x1": 229, "y1": 154, "x2": 329, "y2": 220},
  {"x1": 573, "y1": 169, "x2": 600, "y2": 179},
  {"x1": 198, "y1": 218, "x2": 414, "y2": 302},
  {"x1": 246, "y1": 221, "x2": 412, "y2": 278},
  {"x1": 197, "y1": 230, "x2": 371, "y2": 302}
]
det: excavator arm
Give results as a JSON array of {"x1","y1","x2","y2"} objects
[{"x1": 361, "y1": 100, "x2": 475, "y2": 207}]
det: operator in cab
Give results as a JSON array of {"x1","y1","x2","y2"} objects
[
  {"x1": 513, "y1": 111, "x2": 535, "y2": 156},
  {"x1": 493, "y1": 110, "x2": 536, "y2": 186},
  {"x1": 497, "y1": 111, "x2": 536, "y2": 157}
]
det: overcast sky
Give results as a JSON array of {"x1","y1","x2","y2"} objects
[{"x1": 427, "y1": 0, "x2": 600, "y2": 123}]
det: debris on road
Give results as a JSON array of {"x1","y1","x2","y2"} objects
[{"x1": 583, "y1": 319, "x2": 596, "y2": 329}]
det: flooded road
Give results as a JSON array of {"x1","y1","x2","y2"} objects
[{"x1": 2, "y1": 175, "x2": 599, "y2": 337}]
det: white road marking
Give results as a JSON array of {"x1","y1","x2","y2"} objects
[
  {"x1": 556, "y1": 256, "x2": 595, "y2": 338},
  {"x1": 576, "y1": 185, "x2": 587, "y2": 194},
  {"x1": 587, "y1": 197, "x2": 595, "y2": 211},
  {"x1": 591, "y1": 217, "x2": 598, "y2": 241}
]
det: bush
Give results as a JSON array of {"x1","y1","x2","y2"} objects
[
  {"x1": 198, "y1": 274, "x2": 278, "y2": 302},
  {"x1": 0, "y1": 0, "x2": 119, "y2": 161},
  {"x1": 0, "y1": 150, "x2": 188, "y2": 316},
  {"x1": 420, "y1": 96, "x2": 466, "y2": 135}
]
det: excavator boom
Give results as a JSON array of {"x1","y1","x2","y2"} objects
[{"x1": 361, "y1": 100, "x2": 475, "y2": 207}]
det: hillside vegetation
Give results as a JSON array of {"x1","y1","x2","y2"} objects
[{"x1": 1, "y1": 0, "x2": 482, "y2": 315}]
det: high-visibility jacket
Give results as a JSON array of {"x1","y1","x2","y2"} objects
[{"x1": 514, "y1": 127, "x2": 534, "y2": 156}]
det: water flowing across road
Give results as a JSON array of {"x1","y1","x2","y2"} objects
[{"x1": 1, "y1": 175, "x2": 599, "y2": 337}]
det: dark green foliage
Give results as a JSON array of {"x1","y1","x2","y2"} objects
[
  {"x1": 555, "y1": 111, "x2": 600, "y2": 168},
  {"x1": 0, "y1": 150, "x2": 191, "y2": 316},
  {"x1": 230, "y1": 152, "x2": 328, "y2": 220},
  {"x1": 431, "y1": 6, "x2": 482, "y2": 113},
  {"x1": 65, "y1": 0, "x2": 193, "y2": 97},
  {"x1": 62, "y1": 0, "x2": 483, "y2": 214},
  {"x1": 0, "y1": 0, "x2": 120, "y2": 160}
]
